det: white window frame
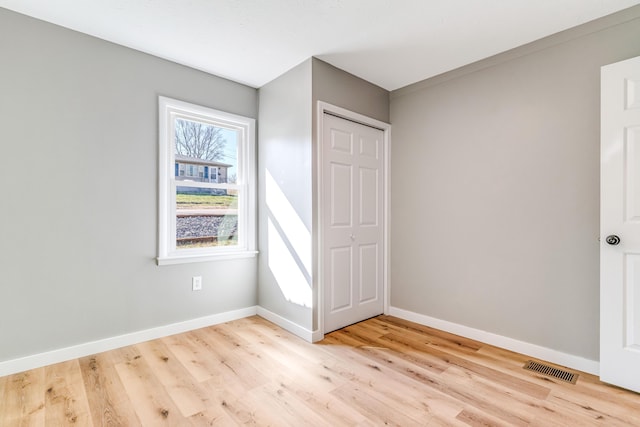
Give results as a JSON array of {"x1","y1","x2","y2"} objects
[{"x1": 157, "y1": 96, "x2": 257, "y2": 265}]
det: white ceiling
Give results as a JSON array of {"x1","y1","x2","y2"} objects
[{"x1": 1, "y1": 0, "x2": 639, "y2": 90}]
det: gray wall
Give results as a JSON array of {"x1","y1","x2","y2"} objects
[
  {"x1": 257, "y1": 58, "x2": 389, "y2": 333},
  {"x1": 0, "y1": 8, "x2": 258, "y2": 362},
  {"x1": 390, "y1": 6, "x2": 640, "y2": 361},
  {"x1": 312, "y1": 58, "x2": 390, "y2": 124},
  {"x1": 257, "y1": 59, "x2": 314, "y2": 330}
]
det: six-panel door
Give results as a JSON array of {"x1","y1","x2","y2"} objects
[{"x1": 322, "y1": 113, "x2": 385, "y2": 333}]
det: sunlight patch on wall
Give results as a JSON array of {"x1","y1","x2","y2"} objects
[
  {"x1": 265, "y1": 169, "x2": 312, "y2": 308},
  {"x1": 265, "y1": 170, "x2": 311, "y2": 275},
  {"x1": 267, "y1": 218, "x2": 311, "y2": 307}
]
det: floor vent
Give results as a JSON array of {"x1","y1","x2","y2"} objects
[{"x1": 523, "y1": 360, "x2": 578, "y2": 384}]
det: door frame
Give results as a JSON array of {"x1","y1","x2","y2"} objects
[{"x1": 316, "y1": 101, "x2": 391, "y2": 339}]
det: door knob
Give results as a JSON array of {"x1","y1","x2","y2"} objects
[
  {"x1": 605, "y1": 235, "x2": 621, "y2": 245},
  {"x1": 350, "y1": 234, "x2": 355, "y2": 241}
]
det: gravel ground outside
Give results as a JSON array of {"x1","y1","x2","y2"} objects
[
  {"x1": 176, "y1": 215, "x2": 237, "y2": 239},
  {"x1": 177, "y1": 216, "x2": 222, "y2": 238}
]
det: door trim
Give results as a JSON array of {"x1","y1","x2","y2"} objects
[{"x1": 316, "y1": 101, "x2": 391, "y2": 339}]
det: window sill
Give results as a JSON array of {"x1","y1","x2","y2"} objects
[{"x1": 157, "y1": 251, "x2": 258, "y2": 266}]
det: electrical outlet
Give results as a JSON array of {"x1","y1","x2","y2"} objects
[{"x1": 192, "y1": 276, "x2": 202, "y2": 291}]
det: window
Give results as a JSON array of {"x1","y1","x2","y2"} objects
[{"x1": 158, "y1": 97, "x2": 256, "y2": 265}]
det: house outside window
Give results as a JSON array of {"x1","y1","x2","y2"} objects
[
  {"x1": 158, "y1": 96, "x2": 257, "y2": 265},
  {"x1": 174, "y1": 156, "x2": 230, "y2": 184}
]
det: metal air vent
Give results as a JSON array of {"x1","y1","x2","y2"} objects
[{"x1": 523, "y1": 360, "x2": 578, "y2": 384}]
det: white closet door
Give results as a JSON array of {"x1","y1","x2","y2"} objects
[{"x1": 322, "y1": 113, "x2": 384, "y2": 333}]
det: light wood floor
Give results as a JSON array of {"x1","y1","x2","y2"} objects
[{"x1": 1, "y1": 315, "x2": 639, "y2": 426}]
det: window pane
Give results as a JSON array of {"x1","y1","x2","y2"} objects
[
  {"x1": 174, "y1": 118, "x2": 238, "y2": 184},
  {"x1": 175, "y1": 186, "x2": 238, "y2": 249}
]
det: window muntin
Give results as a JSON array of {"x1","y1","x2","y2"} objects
[{"x1": 158, "y1": 97, "x2": 256, "y2": 264}]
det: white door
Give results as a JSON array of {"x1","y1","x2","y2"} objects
[
  {"x1": 322, "y1": 113, "x2": 385, "y2": 333},
  {"x1": 601, "y1": 55, "x2": 640, "y2": 393}
]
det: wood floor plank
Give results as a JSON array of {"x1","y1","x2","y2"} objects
[
  {"x1": 436, "y1": 365, "x2": 534, "y2": 426},
  {"x1": 376, "y1": 315, "x2": 483, "y2": 352},
  {"x1": 456, "y1": 407, "x2": 514, "y2": 427},
  {"x1": 526, "y1": 396, "x2": 611, "y2": 427},
  {"x1": 0, "y1": 368, "x2": 46, "y2": 426},
  {"x1": 347, "y1": 322, "x2": 455, "y2": 374},
  {"x1": 234, "y1": 317, "x2": 332, "y2": 366},
  {"x1": 186, "y1": 407, "x2": 237, "y2": 426},
  {"x1": 0, "y1": 373, "x2": 8, "y2": 424},
  {"x1": 201, "y1": 376, "x2": 291, "y2": 426},
  {"x1": 545, "y1": 388, "x2": 640, "y2": 426},
  {"x1": 208, "y1": 322, "x2": 253, "y2": 348},
  {"x1": 331, "y1": 381, "x2": 424, "y2": 426},
  {"x1": 43, "y1": 359, "x2": 93, "y2": 426},
  {"x1": 200, "y1": 324, "x2": 282, "y2": 385},
  {"x1": 249, "y1": 382, "x2": 335, "y2": 426},
  {"x1": 2, "y1": 315, "x2": 640, "y2": 426},
  {"x1": 113, "y1": 346, "x2": 188, "y2": 426},
  {"x1": 162, "y1": 330, "x2": 223, "y2": 383},
  {"x1": 274, "y1": 380, "x2": 368, "y2": 426},
  {"x1": 244, "y1": 337, "x2": 343, "y2": 395},
  {"x1": 136, "y1": 339, "x2": 213, "y2": 418},
  {"x1": 188, "y1": 328, "x2": 268, "y2": 392},
  {"x1": 79, "y1": 352, "x2": 142, "y2": 427},
  {"x1": 366, "y1": 317, "x2": 481, "y2": 357}
]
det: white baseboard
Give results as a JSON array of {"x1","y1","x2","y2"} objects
[
  {"x1": 3, "y1": 305, "x2": 596, "y2": 379},
  {"x1": 311, "y1": 329, "x2": 325, "y2": 342},
  {"x1": 256, "y1": 307, "x2": 318, "y2": 342},
  {"x1": 388, "y1": 306, "x2": 600, "y2": 376},
  {"x1": 0, "y1": 306, "x2": 258, "y2": 377}
]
